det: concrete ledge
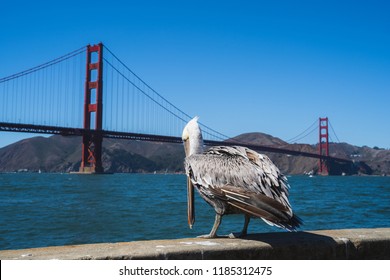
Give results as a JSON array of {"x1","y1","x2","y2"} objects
[{"x1": 1, "y1": 228, "x2": 390, "y2": 260}]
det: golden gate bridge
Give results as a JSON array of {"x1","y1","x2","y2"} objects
[{"x1": 0, "y1": 43, "x2": 352, "y2": 175}]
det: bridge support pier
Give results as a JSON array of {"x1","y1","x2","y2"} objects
[{"x1": 79, "y1": 43, "x2": 104, "y2": 174}]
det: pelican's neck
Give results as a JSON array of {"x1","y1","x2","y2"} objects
[{"x1": 190, "y1": 131, "x2": 204, "y2": 155}]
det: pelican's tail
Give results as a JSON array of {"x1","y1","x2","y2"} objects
[
  {"x1": 274, "y1": 213, "x2": 303, "y2": 232},
  {"x1": 221, "y1": 185, "x2": 303, "y2": 231}
]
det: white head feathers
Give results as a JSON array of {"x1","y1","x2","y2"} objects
[{"x1": 182, "y1": 116, "x2": 204, "y2": 156}]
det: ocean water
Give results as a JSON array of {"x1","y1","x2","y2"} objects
[{"x1": 0, "y1": 173, "x2": 389, "y2": 250}]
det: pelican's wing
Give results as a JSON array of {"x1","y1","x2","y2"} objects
[
  {"x1": 205, "y1": 146, "x2": 290, "y2": 203},
  {"x1": 185, "y1": 145, "x2": 302, "y2": 230}
]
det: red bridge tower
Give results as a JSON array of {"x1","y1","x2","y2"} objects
[
  {"x1": 79, "y1": 43, "x2": 104, "y2": 173},
  {"x1": 318, "y1": 117, "x2": 329, "y2": 175}
]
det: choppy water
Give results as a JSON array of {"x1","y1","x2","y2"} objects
[{"x1": 0, "y1": 173, "x2": 389, "y2": 250}]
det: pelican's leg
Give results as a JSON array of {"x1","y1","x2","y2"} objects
[
  {"x1": 229, "y1": 214, "x2": 250, "y2": 238},
  {"x1": 197, "y1": 213, "x2": 221, "y2": 238},
  {"x1": 241, "y1": 214, "x2": 251, "y2": 236}
]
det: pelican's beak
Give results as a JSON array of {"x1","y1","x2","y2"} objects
[
  {"x1": 183, "y1": 137, "x2": 194, "y2": 228},
  {"x1": 187, "y1": 176, "x2": 195, "y2": 229}
]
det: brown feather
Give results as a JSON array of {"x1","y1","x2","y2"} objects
[
  {"x1": 221, "y1": 185, "x2": 289, "y2": 213},
  {"x1": 227, "y1": 201, "x2": 280, "y2": 223}
]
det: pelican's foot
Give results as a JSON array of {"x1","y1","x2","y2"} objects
[
  {"x1": 228, "y1": 232, "x2": 246, "y2": 239},
  {"x1": 197, "y1": 234, "x2": 219, "y2": 239}
]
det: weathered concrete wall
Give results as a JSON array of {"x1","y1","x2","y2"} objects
[{"x1": 1, "y1": 228, "x2": 390, "y2": 260}]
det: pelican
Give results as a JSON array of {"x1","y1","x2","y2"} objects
[{"x1": 182, "y1": 117, "x2": 302, "y2": 238}]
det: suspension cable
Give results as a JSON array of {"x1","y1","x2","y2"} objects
[
  {"x1": 286, "y1": 119, "x2": 318, "y2": 143},
  {"x1": 0, "y1": 47, "x2": 86, "y2": 83},
  {"x1": 103, "y1": 45, "x2": 230, "y2": 140},
  {"x1": 329, "y1": 120, "x2": 341, "y2": 142}
]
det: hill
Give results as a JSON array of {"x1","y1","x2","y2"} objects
[
  {"x1": 0, "y1": 135, "x2": 184, "y2": 173},
  {"x1": 0, "y1": 133, "x2": 389, "y2": 175}
]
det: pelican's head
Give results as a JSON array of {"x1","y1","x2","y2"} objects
[{"x1": 182, "y1": 116, "x2": 204, "y2": 157}]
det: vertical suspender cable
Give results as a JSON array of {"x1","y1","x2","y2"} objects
[
  {"x1": 43, "y1": 67, "x2": 47, "y2": 124},
  {"x1": 121, "y1": 65, "x2": 124, "y2": 131},
  {"x1": 56, "y1": 60, "x2": 59, "y2": 125},
  {"x1": 10, "y1": 78, "x2": 14, "y2": 123},
  {"x1": 64, "y1": 57, "x2": 68, "y2": 126},
  {"x1": 15, "y1": 71, "x2": 19, "y2": 123},
  {"x1": 110, "y1": 58, "x2": 114, "y2": 130},
  {"x1": 126, "y1": 65, "x2": 129, "y2": 132},
  {"x1": 36, "y1": 68, "x2": 39, "y2": 124},
  {"x1": 116, "y1": 63, "x2": 120, "y2": 131},
  {"x1": 71, "y1": 53, "x2": 75, "y2": 127},
  {"x1": 30, "y1": 69, "x2": 34, "y2": 123}
]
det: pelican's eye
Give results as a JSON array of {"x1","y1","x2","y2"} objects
[{"x1": 182, "y1": 128, "x2": 189, "y2": 141}]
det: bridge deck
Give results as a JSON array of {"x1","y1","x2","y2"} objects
[{"x1": 0, "y1": 122, "x2": 351, "y2": 163}]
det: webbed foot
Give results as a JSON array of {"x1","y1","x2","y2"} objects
[{"x1": 228, "y1": 231, "x2": 247, "y2": 239}]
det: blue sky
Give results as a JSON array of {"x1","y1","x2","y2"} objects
[{"x1": 1, "y1": 0, "x2": 389, "y2": 148}]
